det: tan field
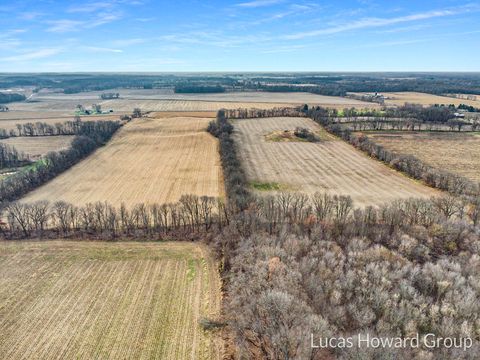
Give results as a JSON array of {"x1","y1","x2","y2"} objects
[
  {"x1": 21, "y1": 115, "x2": 224, "y2": 207},
  {"x1": 0, "y1": 114, "x2": 120, "y2": 132},
  {"x1": 234, "y1": 117, "x2": 439, "y2": 207},
  {"x1": 5, "y1": 90, "x2": 376, "y2": 115},
  {"x1": 361, "y1": 91, "x2": 480, "y2": 107},
  {"x1": 0, "y1": 241, "x2": 223, "y2": 360},
  {"x1": 28, "y1": 89, "x2": 376, "y2": 106},
  {"x1": 0, "y1": 136, "x2": 73, "y2": 159},
  {"x1": 365, "y1": 131, "x2": 480, "y2": 183}
]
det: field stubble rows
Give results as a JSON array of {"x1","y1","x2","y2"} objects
[
  {"x1": 0, "y1": 241, "x2": 223, "y2": 359},
  {"x1": 21, "y1": 115, "x2": 225, "y2": 207},
  {"x1": 0, "y1": 136, "x2": 74, "y2": 159},
  {"x1": 234, "y1": 117, "x2": 439, "y2": 207},
  {"x1": 365, "y1": 131, "x2": 480, "y2": 183}
]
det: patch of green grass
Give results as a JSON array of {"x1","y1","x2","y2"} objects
[
  {"x1": 251, "y1": 181, "x2": 282, "y2": 191},
  {"x1": 187, "y1": 258, "x2": 196, "y2": 281}
]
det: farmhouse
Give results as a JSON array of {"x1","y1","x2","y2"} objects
[{"x1": 0, "y1": 105, "x2": 8, "y2": 112}]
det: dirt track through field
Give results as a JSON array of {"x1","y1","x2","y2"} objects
[
  {"x1": 21, "y1": 115, "x2": 224, "y2": 207},
  {"x1": 0, "y1": 241, "x2": 223, "y2": 360},
  {"x1": 234, "y1": 117, "x2": 439, "y2": 207}
]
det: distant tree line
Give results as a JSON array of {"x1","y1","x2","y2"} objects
[
  {"x1": 174, "y1": 85, "x2": 225, "y2": 93},
  {"x1": 222, "y1": 107, "x2": 305, "y2": 119},
  {"x1": 0, "y1": 120, "x2": 122, "y2": 202},
  {"x1": 0, "y1": 92, "x2": 25, "y2": 104}
]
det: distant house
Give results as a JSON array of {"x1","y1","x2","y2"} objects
[
  {"x1": 454, "y1": 112, "x2": 465, "y2": 118},
  {"x1": 0, "y1": 105, "x2": 8, "y2": 112}
]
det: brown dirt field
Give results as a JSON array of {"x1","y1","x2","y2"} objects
[
  {"x1": 0, "y1": 240, "x2": 223, "y2": 360},
  {"x1": 365, "y1": 131, "x2": 480, "y2": 183},
  {"x1": 234, "y1": 117, "x2": 439, "y2": 207},
  {"x1": 0, "y1": 136, "x2": 73, "y2": 159},
  {"x1": 21, "y1": 115, "x2": 224, "y2": 207},
  {"x1": 355, "y1": 91, "x2": 480, "y2": 107}
]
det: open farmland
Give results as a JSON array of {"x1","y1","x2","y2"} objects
[
  {"x1": 234, "y1": 117, "x2": 438, "y2": 207},
  {"x1": 0, "y1": 241, "x2": 223, "y2": 360},
  {"x1": 0, "y1": 136, "x2": 73, "y2": 159},
  {"x1": 28, "y1": 89, "x2": 377, "y2": 107},
  {"x1": 21, "y1": 115, "x2": 224, "y2": 207},
  {"x1": 0, "y1": 114, "x2": 120, "y2": 132},
  {"x1": 5, "y1": 90, "x2": 377, "y2": 114},
  {"x1": 365, "y1": 131, "x2": 480, "y2": 183},
  {"x1": 353, "y1": 91, "x2": 480, "y2": 107}
]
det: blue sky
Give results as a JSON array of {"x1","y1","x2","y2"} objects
[{"x1": 0, "y1": 0, "x2": 479, "y2": 72}]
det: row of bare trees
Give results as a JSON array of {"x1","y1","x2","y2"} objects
[
  {"x1": 223, "y1": 107, "x2": 305, "y2": 119},
  {"x1": 0, "y1": 143, "x2": 29, "y2": 169},
  {"x1": 0, "y1": 120, "x2": 122, "y2": 202},
  {"x1": 1, "y1": 195, "x2": 224, "y2": 239}
]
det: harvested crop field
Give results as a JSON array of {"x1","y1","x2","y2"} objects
[
  {"x1": 7, "y1": 90, "x2": 376, "y2": 114},
  {"x1": 21, "y1": 115, "x2": 224, "y2": 207},
  {"x1": 234, "y1": 117, "x2": 438, "y2": 207},
  {"x1": 28, "y1": 89, "x2": 376, "y2": 106},
  {"x1": 0, "y1": 240, "x2": 223, "y2": 360},
  {"x1": 0, "y1": 114, "x2": 120, "y2": 132},
  {"x1": 364, "y1": 131, "x2": 480, "y2": 182},
  {"x1": 0, "y1": 136, "x2": 73, "y2": 159},
  {"x1": 356, "y1": 91, "x2": 480, "y2": 107}
]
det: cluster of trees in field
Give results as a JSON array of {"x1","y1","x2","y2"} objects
[
  {"x1": 458, "y1": 104, "x2": 480, "y2": 112},
  {"x1": 174, "y1": 85, "x2": 225, "y2": 93},
  {"x1": 219, "y1": 196, "x2": 480, "y2": 358},
  {"x1": 294, "y1": 127, "x2": 319, "y2": 142},
  {"x1": 0, "y1": 92, "x2": 25, "y2": 104},
  {"x1": 0, "y1": 195, "x2": 225, "y2": 239},
  {"x1": 0, "y1": 143, "x2": 29, "y2": 169},
  {"x1": 0, "y1": 120, "x2": 121, "y2": 202}
]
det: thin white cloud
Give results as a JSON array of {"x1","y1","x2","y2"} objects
[
  {"x1": 86, "y1": 13, "x2": 122, "y2": 28},
  {"x1": 261, "y1": 44, "x2": 307, "y2": 53},
  {"x1": 111, "y1": 38, "x2": 147, "y2": 46},
  {"x1": 284, "y1": 7, "x2": 476, "y2": 39},
  {"x1": 0, "y1": 48, "x2": 62, "y2": 62},
  {"x1": 236, "y1": 0, "x2": 284, "y2": 8},
  {"x1": 81, "y1": 46, "x2": 123, "y2": 53},
  {"x1": 68, "y1": 2, "x2": 115, "y2": 13},
  {"x1": 46, "y1": 13, "x2": 121, "y2": 32},
  {"x1": 19, "y1": 11, "x2": 44, "y2": 20},
  {"x1": 46, "y1": 20, "x2": 84, "y2": 32}
]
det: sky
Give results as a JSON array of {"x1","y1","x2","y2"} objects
[{"x1": 0, "y1": 0, "x2": 479, "y2": 72}]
